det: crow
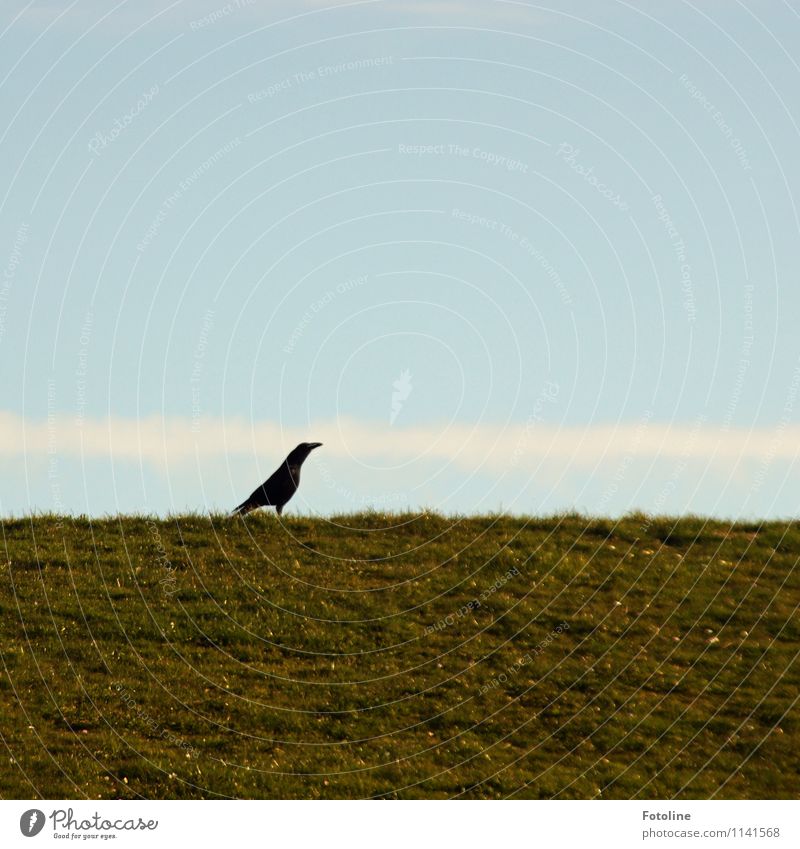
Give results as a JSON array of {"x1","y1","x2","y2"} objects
[{"x1": 231, "y1": 442, "x2": 322, "y2": 516}]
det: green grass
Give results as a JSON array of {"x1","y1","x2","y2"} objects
[{"x1": 0, "y1": 512, "x2": 798, "y2": 799}]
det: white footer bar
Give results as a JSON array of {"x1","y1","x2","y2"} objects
[{"x1": 2, "y1": 800, "x2": 796, "y2": 848}]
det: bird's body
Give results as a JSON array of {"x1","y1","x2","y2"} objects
[{"x1": 232, "y1": 442, "x2": 322, "y2": 516}]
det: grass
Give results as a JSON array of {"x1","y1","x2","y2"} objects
[{"x1": 0, "y1": 511, "x2": 797, "y2": 799}]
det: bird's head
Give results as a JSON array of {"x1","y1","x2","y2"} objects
[{"x1": 288, "y1": 442, "x2": 323, "y2": 464}]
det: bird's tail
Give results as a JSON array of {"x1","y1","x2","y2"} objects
[{"x1": 230, "y1": 500, "x2": 254, "y2": 517}]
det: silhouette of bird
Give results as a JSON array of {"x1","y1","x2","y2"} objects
[{"x1": 232, "y1": 442, "x2": 322, "y2": 516}]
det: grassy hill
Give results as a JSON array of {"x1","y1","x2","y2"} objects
[{"x1": 0, "y1": 512, "x2": 797, "y2": 799}]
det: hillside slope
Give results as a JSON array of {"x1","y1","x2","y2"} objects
[{"x1": 0, "y1": 513, "x2": 797, "y2": 799}]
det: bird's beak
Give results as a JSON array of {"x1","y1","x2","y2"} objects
[{"x1": 308, "y1": 442, "x2": 323, "y2": 450}]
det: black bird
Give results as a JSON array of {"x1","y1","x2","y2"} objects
[{"x1": 232, "y1": 442, "x2": 322, "y2": 516}]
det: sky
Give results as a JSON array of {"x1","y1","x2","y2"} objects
[{"x1": 1, "y1": 0, "x2": 799, "y2": 518}]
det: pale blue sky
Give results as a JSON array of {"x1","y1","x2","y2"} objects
[{"x1": 2, "y1": 0, "x2": 799, "y2": 517}]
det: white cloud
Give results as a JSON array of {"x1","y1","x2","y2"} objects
[{"x1": 4, "y1": 411, "x2": 799, "y2": 473}]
